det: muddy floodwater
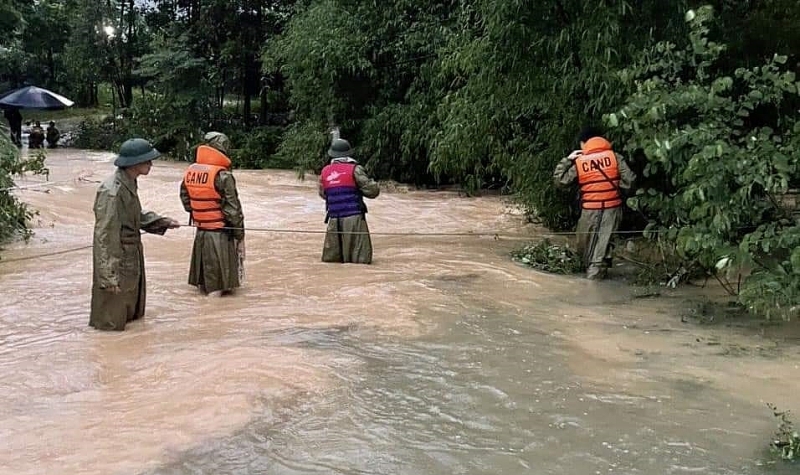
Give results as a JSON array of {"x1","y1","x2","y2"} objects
[{"x1": 1, "y1": 148, "x2": 799, "y2": 475}]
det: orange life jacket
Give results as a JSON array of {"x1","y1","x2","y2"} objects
[
  {"x1": 183, "y1": 145, "x2": 232, "y2": 230},
  {"x1": 575, "y1": 137, "x2": 622, "y2": 210}
]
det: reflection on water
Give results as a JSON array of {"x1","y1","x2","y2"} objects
[{"x1": 0, "y1": 148, "x2": 795, "y2": 475}]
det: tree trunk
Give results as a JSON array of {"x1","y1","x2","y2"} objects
[
  {"x1": 123, "y1": 82, "x2": 133, "y2": 108},
  {"x1": 115, "y1": 82, "x2": 126, "y2": 108},
  {"x1": 243, "y1": 64, "x2": 252, "y2": 127},
  {"x1": 259, "y1": 81, "x2": 268, "y2": 125},
  {"x1": 47, "y1": 48, "x2": 55, "y2": 87}
]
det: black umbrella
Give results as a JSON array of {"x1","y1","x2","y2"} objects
[{"x1": 0, "y1": 86, "x2": 74, "y2": 110}]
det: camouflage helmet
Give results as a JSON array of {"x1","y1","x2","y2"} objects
[
  {"x1": 114, "y1": 138, "x2": 161, "y2": 168},
  {"x1": 204, "y1": 131, "x2": 231, "y2": 154},
  {"x1": 328, "y1": 138, "x2": 353, "y2": 159}
]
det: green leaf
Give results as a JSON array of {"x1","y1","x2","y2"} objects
[
  {"x1": 791, "y1": 248, "x2": 800, "y2": 274},
  {"x1": 774, "y1": 155, "x2": 791, "y2": 173}
]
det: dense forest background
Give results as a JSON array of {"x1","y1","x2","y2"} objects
[{"x1": 0, "y1": 0, "x2": 798, "y2": 318}]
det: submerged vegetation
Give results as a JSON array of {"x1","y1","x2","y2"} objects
[{"x1": 512, "y1": 240, "x2": 584, "y2": 275}]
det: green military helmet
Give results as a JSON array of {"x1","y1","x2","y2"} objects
[
  {"x1": 328, "y1": 138, "x2": 353, "y2": 158},
  {"x1": 204, "y1": 131, "x2": 231, "y2": 154},
  {"x1": 114, "y1": 138, "x2": 161, "y2": 168}
]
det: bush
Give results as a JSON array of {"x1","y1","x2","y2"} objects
[
  {"x1": 73, "y1": 116, "x2": 122, "y2": 151},
  {"x1": 121, "y1": 94, "x2": 208, "y2": 161},
  {"x1": 0, "y1": 142, "x2": 49, "y2": 247},
  {"x1": 228, "y1": 126, "x2": 290, "y2": 169},
  {"x1": 274, "y1": 119, "x2": 330, "y2": 178},
  {"x1": 606, "y1": 5, "x2": 800, "y2": 319},
  {"x1": 768, "y1": 403, "x2": 800, "y2": 461},
  {"x1": 511, "y1": 239, "x2": 584, "y2": 275}
]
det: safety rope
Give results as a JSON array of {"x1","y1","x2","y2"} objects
[
  {"x1": 179, "y1": 223, "x2": 659, "y2": 238},
  {"x1": 0, "y1": 173, "x2": 98, "y2": 193},
  {"x1": 0, "y1": 244, "x2": 94, "y2": 264},
  {"x1": 0, "y1": 223, "x2": 660, "y2": 266},
  {"x1": 0, "y1": 170, "x2": 664, "y2": 265}
]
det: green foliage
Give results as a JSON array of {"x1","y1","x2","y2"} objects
[
  {"x1": 273, "y1": 119, "x2": 330, "y2": 177},
  {"x1": 606, "y1": 5, "x2": 800, "y2": 319},
  {"x1": 738, "y1": 224, "x2": 800, "y2": 320},
  {"x1": 263, "y1": 0, "x2": 454, "y2": 185},
  {"x1": 0, "y1": 0, "x2": 24, "y2": 43},
  {"x1": 768, "y1": 403, "x2": 800, "y2": 461},
  {"x1": 121, "y1": 94, "x2": 207, "y2": 161},
  {"x1": 73, "y1": 116, "x2": 121, "y2": 151},
  {"x1": 263, "y1": 0, "x2": 374, "y2": 124},
  {"x1": 228, "y1": 126, "x2": 290, "y2": 169},
  {"x1": 422, "y1": 0, "x2": 692, "y2": 228},
  {"x1": 10, "y1": 148, "x2": 49, "y2": 178},
  {"x1": 0, "y1": 137, "x2": 49, "y2": 246},
  {"x1": 136, "y1": 34, "x2": 210, "y2": 95},
  {"x1": 511, "y1": 239, "x2": 584, "y2": 275},
  {"x1": 265, "y1": 0, "x2": 693, "y2": 228},
  {"x1": 359, "y1": 100, "x2": 440, "y2": 186}
]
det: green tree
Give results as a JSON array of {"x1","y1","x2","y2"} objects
[
  {"x1": 427, "y1": 0, "x2": 691, "y2": 229},
  {"x1": 606, "y1": 5, "x2": 800, "y2": 319},
  {"x1": 19, "y1": 0, "x2": 71, "y2": 87},
  {"x1": 63, "y1": 0, "x2": 108, "y2": 106},
  {"x1": 263, "y1": 0, "x2": 374, "y2": 173},
  {"x1": 0, "y1": 0, "x2": 25, "y2": 44},
  {"x1": 265, "y1": 0, "x2": 690, "y2": 227}
]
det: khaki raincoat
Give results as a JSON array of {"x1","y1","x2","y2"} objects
[
  {"x1": 553, "y1": 150, "x2": 636, "y2": 279},
  {"x1": 180, "y1": 171, "x2": 245, "y2": 293},
  {"x1": 318, "y1": 159, "x2": 380, "y2": 264},
  {"x1": 90, "y1": 169, "x2": 173, "y2": 331}
]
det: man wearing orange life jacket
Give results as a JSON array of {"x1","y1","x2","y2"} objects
[
  {"x1": 553, "y1": 127, "x2": 636, "y2": 280},
  {"x1": 180, "y1": 132, "x2": 245, "y2": 295}
]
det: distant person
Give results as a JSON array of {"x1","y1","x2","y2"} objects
[
  {"x1": 180, "y1": 132, "x2": 245, "y2": 296},
  {"x1": 46, "y1": 121, "x2": 60, "y2": 148},
  {"x1": 3, "y1": 108, "x2": 22, "y2": 146},
  {"x1": 553, "y1": 126, "x2": 636, "y2": 280},
  {"x1": 318, "y1": 138, "x2": 380, "y2": 264},
  {"x1": 28, "y1": 120, "x2": 44, "y2": 148},
  {"x1": 90, "y1": 138, "x2": 180, "y2": 331}
]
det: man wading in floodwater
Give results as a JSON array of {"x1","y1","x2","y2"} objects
[
  {"x1": 180, "y1": 132, "x2": 245, "y2": 296},
  {"x1": 553, "y1": 127, "x2": 636, "y2": 280},
  {"x1": 319, "y1": 138, "x2": 380, "y2": 264},
  {"x1": 90, "y1": 138, "x2": 180, "y2": 331}
]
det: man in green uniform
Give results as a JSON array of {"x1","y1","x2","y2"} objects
[
  {"x1": 553, "y1": 127, "x2": 636, "y2": 280},
  {"x1": 318, "y1": 138, "x2": 380, "y2": 264},
  {"x1": 90, "y1": 138, "x2": 180, "y2": 331},
  {"x1": 180, "y1": 132, "x2": 245, "y2": 295}
]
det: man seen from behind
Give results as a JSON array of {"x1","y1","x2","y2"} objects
[
  {"x1": 319, "y1": 138, "x2": 380, "y2": 264},
  {"x1": 180, "y1": 132, "x2": 245, "y2": 296},
  {"x1": 553, "y1": 126, "x2": 636, "y2": 280}
]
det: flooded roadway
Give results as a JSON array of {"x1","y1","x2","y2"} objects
[{"x1": 0, "y1": 148, "x2": 798, "y2": 474}]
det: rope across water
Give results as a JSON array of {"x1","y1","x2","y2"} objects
[{"x1": 0, "y1": 223, "x2": 660, "y2": 265}]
